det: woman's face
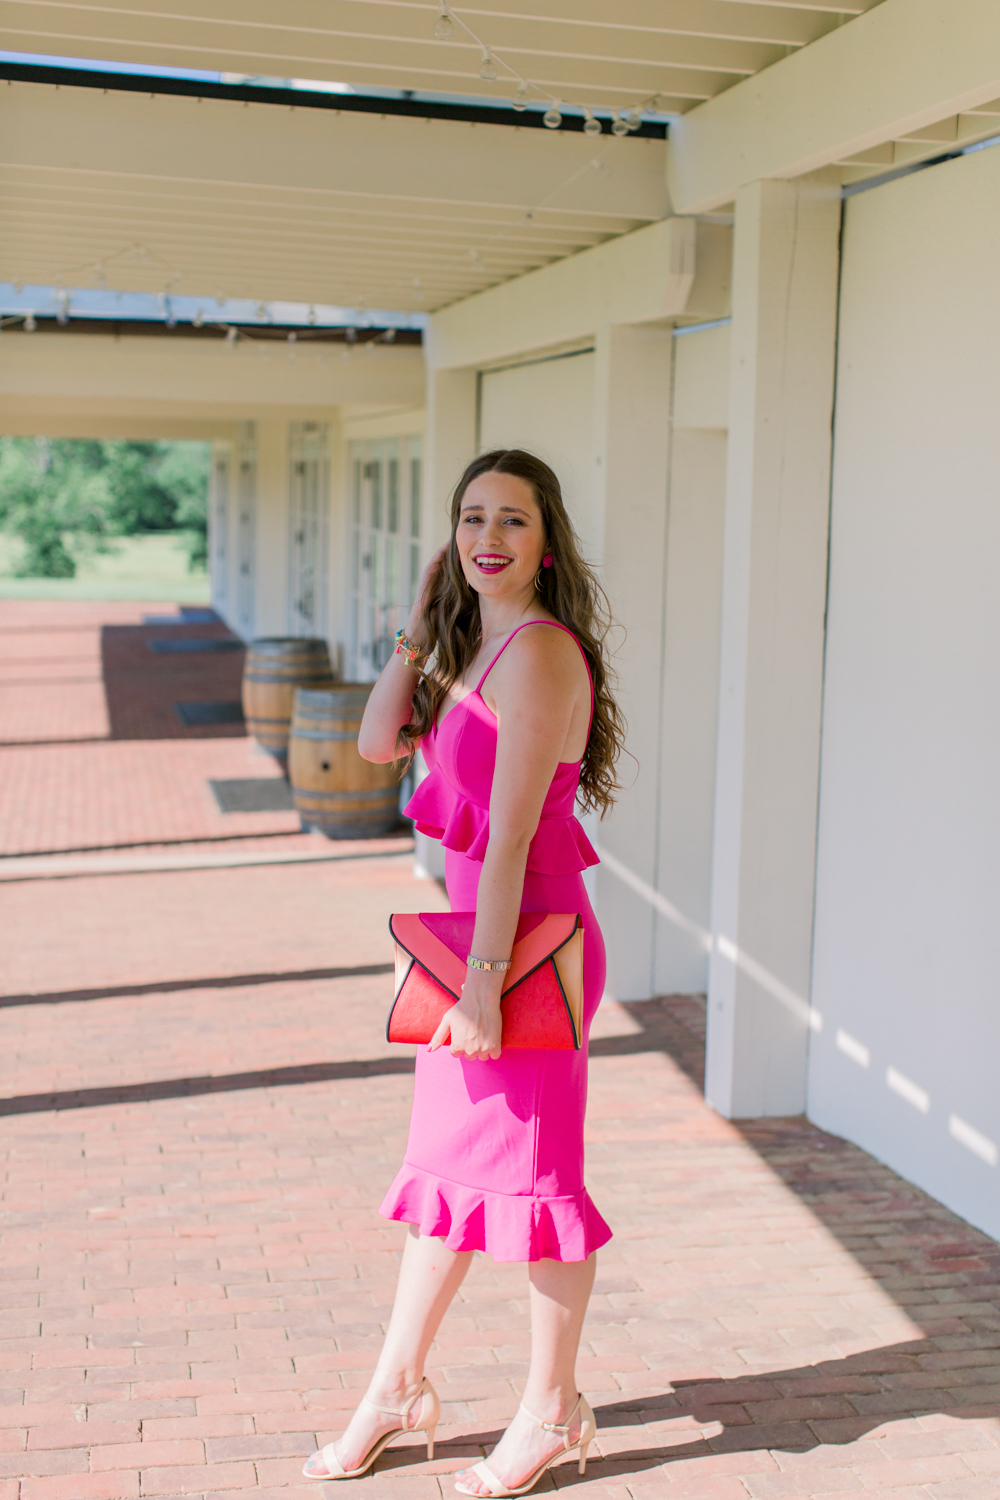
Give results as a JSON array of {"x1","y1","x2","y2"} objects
[{"x1": 455, "y1": 470, "x2": 547, "y2": 601}]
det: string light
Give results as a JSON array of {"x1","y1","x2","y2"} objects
[
  {"x1": 433, "y1": 1, "x2": 454, "y2": 40},
  {"x1": 24, "y1": 313, "x2": 36, "y2": 331},
  {"x1": 428, "y1": 2, "x2": 658, "y2": 133}
]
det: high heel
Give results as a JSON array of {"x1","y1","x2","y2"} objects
[
  {"x1": 302, "y1": 1376, "x2": 440, "y2": 1481},
  {"x1": 454, "y1": 1393, "x2": 596, "y2": 1497}
]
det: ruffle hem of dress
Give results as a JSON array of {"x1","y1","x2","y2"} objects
[
  {"x1": 405, "y1": 768, "x2": 598, "y2": 875},
  {"x1": 379, "y1": 1163, "x2": 613, "y2": 1263}
]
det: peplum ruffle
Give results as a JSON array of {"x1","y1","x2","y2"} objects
[
  {"x1": 379, "y1": 1161, "x2": 613, "y2": 1264},
  {"x1": 404, "y1": 766, "x2": 598, "y2": 875}
]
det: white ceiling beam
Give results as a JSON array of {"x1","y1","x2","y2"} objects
[
  {"x1": 428, "y1": 215, "x2": 696, "y2": 370},
  {"x1": 0, "y1": 329, "x2": 425, "y2": 409},
  {"x1": 667, "y1": 0, "x2": 1000, "y2": 212},
  {"x1": 0, "y1": 82, "x2": 666, "y2": 218}
]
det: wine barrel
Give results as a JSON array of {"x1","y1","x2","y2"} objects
[
  {"x1": 241, "y1": 637, "x2": 334, "y2": 764},
  {"x1": 289, "y1": 685, "x2": 401, "y2": 838}
]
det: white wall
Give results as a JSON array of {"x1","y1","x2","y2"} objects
[
  {"x1": 478, "y1": 350, "x2": 598, "y2": 558},
  {"x1": 809, "y1": 144, "x2": 1000, "y2": 1237}
]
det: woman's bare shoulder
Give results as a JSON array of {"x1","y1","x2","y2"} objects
[{"x1": 490, "y1": 620, "x2": 586, "y2": 694}]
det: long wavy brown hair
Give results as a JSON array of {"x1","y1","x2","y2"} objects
[{"x1": 398, "y1": 449, "x2": 627, "y2": 816}]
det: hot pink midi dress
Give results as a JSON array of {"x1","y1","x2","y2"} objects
[{"x1": 378, "y1": 620, "x2": 613, "y2": 1263}]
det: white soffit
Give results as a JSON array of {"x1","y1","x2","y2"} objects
[
  {"x1": 0, "y1": 79, "x2": 667, "y2": 310},
  {"x1": 0, "y1": 0, "x2": 885, "y2": 115}
]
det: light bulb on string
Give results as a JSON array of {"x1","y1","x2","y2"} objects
[
  {"x1": 24, "y1": 313, "x2": 36, "y2": 331},
  {"x1": 611, "y1": 111, "x2": 629, "y2": 138},
  {"x1": 479, "y1": 48, "x2": 498, "y2": 82},
  {"x1": 511, "y1": 82, "x2": 529, "y2": 111},
  {"x1": 193, "y1": 307, "x2": 204, "y2": 327},
  {"x1": 543, "y1": 102, "x2": 563, "y2": 129},
  {"x1": 433, "y1": 2, "x2": 453, "y2": 40},
  {"x1": 625, "y1": 107, "x2": 643, "y2": 131},
  {"x1": 383, "y1": 327, "x2": 396, "y2": 343},
  {"x1": 225, "y1": 326, "x2": 238, "y2": 346},
  {"x1": 582, "y1": 108, "x2": 602, "y2": 137}
]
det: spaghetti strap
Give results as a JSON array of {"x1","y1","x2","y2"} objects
[{"x1": 476, "y1": 621, "x2": 594, "y2": 724}]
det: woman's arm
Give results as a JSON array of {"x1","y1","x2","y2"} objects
[
  {"x1": 357, "y1": 546, "x2": 445, "y2": 763},
  {"x1": 428, "y1": 626, "x2": 587, "y2": 1060}
]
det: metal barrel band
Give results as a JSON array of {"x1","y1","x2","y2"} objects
[
  {"x1": 293, "y1": 786, "x2": 398, "y2": 804},
  {"x1": 289, "y1": 728, "x2": 361, "y2": 742}
]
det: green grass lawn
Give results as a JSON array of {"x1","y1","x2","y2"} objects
[{"x1": 0, "y1": 532, "x2": 212, "y2": 602}]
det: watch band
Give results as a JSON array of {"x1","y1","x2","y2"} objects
[{"x1": 466, "y1": 954, "x2": 512, "y2": 972}]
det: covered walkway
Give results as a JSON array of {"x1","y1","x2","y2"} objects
[{"x1": 1, "y1": 600, "x2": 998, "y2": 1499}]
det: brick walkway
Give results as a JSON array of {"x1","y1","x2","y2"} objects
[{"x1": 2, "y1": 602, "x2": 999, "y2": 1500}]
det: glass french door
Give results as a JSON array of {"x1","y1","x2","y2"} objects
[
  {"x1": 350, "y1": 437, "x2": 422, "y2": 681},
  {"x1": 287, "y1": 422, "x2": 330, "y2": 637}
]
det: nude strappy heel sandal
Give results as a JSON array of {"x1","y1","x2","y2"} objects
[
  {"x1": 453, "y1": 1392, "x2": 596, "y2": 1497},
  {"x1": 302, "y1": 1376, "x2": 440, "y2": 1481}
]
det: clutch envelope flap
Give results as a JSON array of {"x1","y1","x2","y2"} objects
[
  {"x1": 503, "y1": 913, "x2": 578, "y2": 992},
  {"x1": 389, "y1": 913, "x2": 467, "y2": 1000}
]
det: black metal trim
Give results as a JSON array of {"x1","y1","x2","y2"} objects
[
  {"x1": 1, "y1": 317, "x2": 422, "y2": 341},
  {"x1": 0, "y1": 60, "x2": 668, "y2": 137}
]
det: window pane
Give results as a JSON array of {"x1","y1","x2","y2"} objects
[
  {"x1": 371, "y1": 461, "x2": 382, "y2": 530},
  {"x1": 410, "y1": 458, "x2": 421, "y2": 537},
  {"x1": 388, "y1": 459, "x2": 399, "y2": 533}
]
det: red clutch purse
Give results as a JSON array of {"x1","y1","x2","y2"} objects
[{"x1": 387, "y1": 911, "x2": 584, "y2": 1050}]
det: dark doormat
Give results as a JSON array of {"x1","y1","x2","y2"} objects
[
  {"x1": 209, "y1": 778, "x2": 295, "y2": 814},
  {"x1": 149, "y1": 638, "x2": 244, "y2": 653},
  {"x1": 175, "y1": 701, "x2": 245, "y2": 726},
  {"x1": 144, "y1": 609, "x2": 220, "y2": 625}
]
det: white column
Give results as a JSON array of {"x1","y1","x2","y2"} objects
[
  {"x1": 705, "y1": 173, "x2": 841, "y2": 1118},
  {"x1": 592, "y1": 322, "x2": 673, "y2": 1000}
]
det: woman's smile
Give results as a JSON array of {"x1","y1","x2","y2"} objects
[{"x1": 472, "y1": 553, "x2": 514, "y2": 575}]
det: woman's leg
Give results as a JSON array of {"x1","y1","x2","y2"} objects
[
  {"x1": 457, "y1": 1253, "x2": 596, "y2": 1494},
  {"x1": 304, "y1": 1227, "x2": 473, "y2": 1476}
]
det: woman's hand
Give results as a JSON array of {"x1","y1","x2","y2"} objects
[{"x1": 428, "y1": 972, "x2": 503, "y2": 1061}]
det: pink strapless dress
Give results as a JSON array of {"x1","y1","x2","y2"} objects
[{"x1": 378, "y1": 621, "x2": 612, "y2": 1262}]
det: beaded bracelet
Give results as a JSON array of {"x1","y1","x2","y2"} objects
[
  {"x1": 394, "y1": 628, "x2": 428, "y2": 670},
  {"x1": 466, "y1": 955, "x2": 512, "y2": 972}
]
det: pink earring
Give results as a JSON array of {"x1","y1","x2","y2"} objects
[{"x1": 542, "y1": 554, "x2": 553, "y2": 568}]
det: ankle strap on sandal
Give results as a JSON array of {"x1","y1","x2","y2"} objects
[
  {"x1": 361, "y1": 1377, "x2": 427, "y2": 1430},
  {"x1": 519, "y1": 1393, "x2": 582, "y2": 1448}
]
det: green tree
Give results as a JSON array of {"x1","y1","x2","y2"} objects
[
  {"x1": 0, "y1": 437, "x2": 210, "y2": 576},
  {"x1": 0, "y1": 439, "x2": 113, "y2": 577}
]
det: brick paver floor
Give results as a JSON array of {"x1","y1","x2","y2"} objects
[{"x1": 2, "y1": 602, "x2": 999, "y2": 1499}]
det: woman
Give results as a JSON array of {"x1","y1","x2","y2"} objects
[{"x1": 303, "y1": 449, "x2": 625, "y2": 1496}]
